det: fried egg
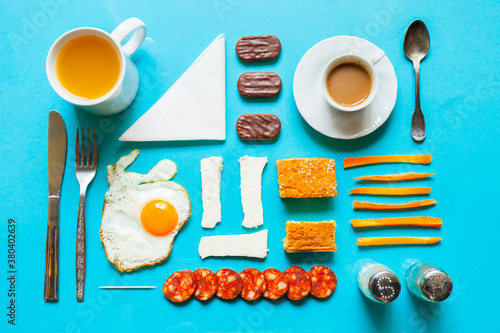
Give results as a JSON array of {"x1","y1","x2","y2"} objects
[{"x1": 100, "y1": 150, "x2": 190, "y2": 272}]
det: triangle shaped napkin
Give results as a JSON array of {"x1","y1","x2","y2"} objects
[{"x1": 120, "y1": 34, "x2": 225, "y2": 141}]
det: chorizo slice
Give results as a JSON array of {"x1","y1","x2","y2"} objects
[
  {"x1": 240, "y1": 268, "x2": 267, "y2": 301},
  {"x1": 263, "y1": 268, "x2": 289, "y2": 300},
  {"x1": 308, "y1": 266, "x2": 337, "y2": 298},
  {"x1": 162, "y1": 269, "x2": 195, "y2": 303},
  {"x1": 193, "y1": 268, "x2": 218, "y2": 301},
  {"x1": 216, "y1": 269, "x2": 243, "y2": 300},
  {"x1": 284, "y1": 266, "x2": 311, "y2": 301}
]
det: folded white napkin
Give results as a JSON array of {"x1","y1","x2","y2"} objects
[{"x1": 119, "y1": 34, "x2": 225, "y2": 141}]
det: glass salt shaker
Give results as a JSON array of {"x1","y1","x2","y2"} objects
[
  {"x1": 405, "y1": 261, "x2": 453, "y2": 302},
  {"x1": 358, "y1": 261, "x2": 401, "y2": 303}
]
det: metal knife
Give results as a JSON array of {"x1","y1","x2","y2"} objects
[{"x1": 44, "y1": 110, "x2": 67, "y2": 301}]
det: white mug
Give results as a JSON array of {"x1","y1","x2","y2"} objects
[
  {"x1": 46, "y1": 18, "x2": 147, "y2": 116},
  {"x1": 322, "y1": 51, "x2": 385, "y2": 112}
]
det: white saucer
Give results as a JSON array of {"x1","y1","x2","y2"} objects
[{"x1": 293, "y1": 36, "x2": 398, "y2": 140}]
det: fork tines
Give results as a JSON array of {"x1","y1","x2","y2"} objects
[{"x1": 75, "y1": 127, "x2": 97, "y2": 168}]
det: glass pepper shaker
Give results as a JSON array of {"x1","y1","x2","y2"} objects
[
  {"x1": 405, "y1": 261, "x2": 453, "y2": 302},
  {"x1": 358, "y1": 261, "x2": 401, "y2": 303}
]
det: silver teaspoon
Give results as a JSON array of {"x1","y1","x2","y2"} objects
[{"x1": 404, "y1": 20, "x2": 430, "y2": 142}]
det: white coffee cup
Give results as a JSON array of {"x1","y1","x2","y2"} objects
[
  {"x1": 322, "y1": 51, "x2": 385, "y2": 112},
  {"x1": 46, "y1": 18, "x2": 147, "y2": 116}
]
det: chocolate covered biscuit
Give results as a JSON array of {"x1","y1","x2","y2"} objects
[
  {"x1": 237, "y1": 72, "x2": 282, "y2": 98},
  {"x1": 236, "y1": 114, "x2": 281, "y2": 140},
  {"x1": 236, "y1": 35, "x2": 281, "y2": 62}
]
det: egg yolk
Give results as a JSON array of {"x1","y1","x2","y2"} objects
[{"x1": 140, "y1": 200, "x2": 178, "y2": 236}]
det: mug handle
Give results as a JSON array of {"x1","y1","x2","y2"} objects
[
  {"x1": 369, "y1": 49, "x2": 386, "y2": 65},
  {"x1": 111, "y1": 18, "x2": 147, "y2": 57}
]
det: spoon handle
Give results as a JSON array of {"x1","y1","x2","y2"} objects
[{"x1": 411, "y1": 61, "x2": 426, "y2": 141}]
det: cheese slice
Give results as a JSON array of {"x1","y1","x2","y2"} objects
[
  {"x1": 200, "y1": 157, "x2": 223, "y2": 228},
  {"x1": 198, "y1": 230, "x2": 268, "y2": 259},
  {"x1": 239, "y1": 156, "x2": 267, "y2": 228},
  {"x1": 119, "y1": 34, "x2": 225, "y2": 141}
]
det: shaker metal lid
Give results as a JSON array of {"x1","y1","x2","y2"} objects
[
  {"x1": 422, "y1": 270, "x2": 453, "y2": 302},
  {"x1": 368, "y1": 270, "x2": 401, "y2": 303}
]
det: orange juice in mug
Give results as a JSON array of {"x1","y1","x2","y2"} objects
[
  {"x1": 56, "y1": 35, "x2": 121, "y2": 100},
  {"x1": 46, "y1": 18, "x2": 147, "y2": 116}
]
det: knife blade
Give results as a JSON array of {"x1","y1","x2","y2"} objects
[{"x1": 44, "y1": 110, "x2": 67, "y2": 301}]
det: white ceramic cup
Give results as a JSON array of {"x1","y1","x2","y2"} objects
[
  {"x1": 322, "y1": 51, "x2": 385, "y2": 112},
  {"x1": 46, "y1": 18, "x2": 147, "y2": 116}
]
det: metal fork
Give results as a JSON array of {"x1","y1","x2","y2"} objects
[{"x1": 75, "y1": 128, "x2": 97, "y2": 302}]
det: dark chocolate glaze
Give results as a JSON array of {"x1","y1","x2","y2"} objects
[
  {"x1": 237, "y1": 72, "x2": 282, "y2": 98},
  {"x1": 236, "y1": 35, "x2": 281, "y2": 61},
  {"x1": 236, "y1": 114, "x2": 281, "y2": 140}
]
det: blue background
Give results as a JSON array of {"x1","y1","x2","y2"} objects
[{"x1": 1, "y1": 0, "x2": 499, "y2": 332}]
